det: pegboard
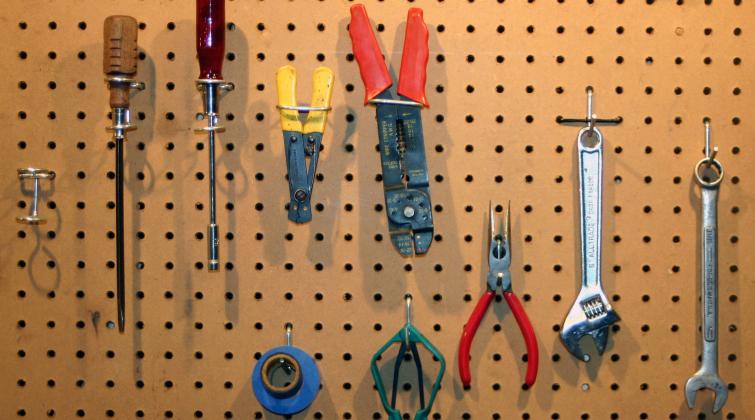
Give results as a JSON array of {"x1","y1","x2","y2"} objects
[{"x1": 0, "y1": 0, "x2": 753, "y2": 418}]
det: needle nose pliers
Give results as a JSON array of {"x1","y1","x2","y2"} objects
[{"x1": 458, "y1": 202, "x2": 539, "y2": 388}]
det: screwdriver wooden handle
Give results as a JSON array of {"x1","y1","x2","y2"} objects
[
  {"x1": 196, "y1": 0, "x2": 225, "y2": 80},
  {"x1": 103, "y1": 15, "x2": 139, "y2": 108}
]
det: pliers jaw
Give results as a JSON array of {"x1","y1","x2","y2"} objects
[{"x1": 487, "y1": 201, "x2": 512, "y2": 293}]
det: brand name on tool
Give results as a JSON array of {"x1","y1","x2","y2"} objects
[
  {"x1": 583, "y1": 171, "x2": 598, "y2": 272},
  {"x1": 703, "y1": 226, "x2": 716, "y2": 342}
]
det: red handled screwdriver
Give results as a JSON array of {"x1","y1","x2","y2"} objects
[{"x1": 195, "y1": 0, "x2": 234, "y2": 271}]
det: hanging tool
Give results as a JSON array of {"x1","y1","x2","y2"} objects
[
  {"x1": 252, "y1": 323, "x2": 320, "y2": 416},
  {"x1": 685, "y1": 119, "x2": 727, "y2": 414},
  {"x1": 16, "y1": 168, "x2": 56, "y2": 225},
  {"x1": 371, "y1": 294, "x2": 445, "y2": 420},
  {"x1": 458, "y1": 202, "x2": 538, "y2": 388},
  {"x1": 348, "y1": 4, "x2": 434, "y2": 256},
  {"x1": 195, "y1": 0, "x2": 234, "y2": 271},
  {"x1": 103, "y1": 15, "x2": 145, "y2": 333},
  {"x1": 559, "y1": 87, "x2": 622, "y2": 362},
  {"x1": 275, "y1": 65, "x2": 335, "y2": 223}
]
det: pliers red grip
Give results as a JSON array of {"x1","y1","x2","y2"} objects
[
  {"x1": 458, "y1": 202, "x2": 539, "y2": 388},
  {"x1": 348, "y1": 4, "x2": 429, "y2": 107}
]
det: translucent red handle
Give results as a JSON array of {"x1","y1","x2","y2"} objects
[
  {"x1": 196, "y1": 0, "x2": 225, "y2": 80},
  {"x1": 348, "y1": 4, "x2": 392, "y2": 104}
]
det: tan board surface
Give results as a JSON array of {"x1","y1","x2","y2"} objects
[{"x1": 0, "y1": 0, "x2": 753, "y2": 418}]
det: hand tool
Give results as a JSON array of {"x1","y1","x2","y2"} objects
[
  {"x1": 16, "y1": 168, "x2": 56, "y2": 225},
  {"x1": 252, "y1": 324, "x2": 320, "y2": 416},
  {"x1": 458, "y1": 201, "x2": 538, "y2": 388},
  {"x1": 275, "y1": 65, "x2": 335, "y2": 223},
  {"x1": 371, "y1": 294, "x2": 445, "y2": 420},
  {"x1": 348, "y1": 4, "x2": 434, "y2": 256},
  {"x1": 685, "y1": 119, "x2": 727, "y2": 413},
  {"x1": 195, "y1": 0, "x2": 234, "y2": 271},
  {"x1": 103, "y1": 15, "x2": 145, "y2": 333},
  {"x1": 559, "y1": 88, "x2": 621, "y2": 362}
]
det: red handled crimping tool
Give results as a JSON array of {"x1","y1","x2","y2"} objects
[{"x1": 348, "y1": 4, "x2": 434, "y2": 257}]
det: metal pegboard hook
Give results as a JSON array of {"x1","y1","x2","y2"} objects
[
  {"x1": 404, "y1": 293, "x2": 413, "y2": 348},
  {"x1": 556, "y1": 86, "x2": 623, "y2": 128},
  {"x1": 285, "y1": 322, "x2": 293, "y2": 346},
  {"x1": 704, "y1": 117, "x2": 718, "y2": 166}
]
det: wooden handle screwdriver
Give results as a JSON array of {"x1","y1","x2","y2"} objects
[{"x1": 103, "y1": 15, "x2": 144, "y2": 333}]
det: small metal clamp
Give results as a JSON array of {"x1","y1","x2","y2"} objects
[
  {"x1": 368, "y1": 98, "x2": 423, "y2": 107},
  {"x1": 16, "y1": 167, "x2": 55, "y2": 225},
  {"x1": 556, "y1": 87, "x2": 623, "y2": 130},
  {"x1": 252, "y1": 323, "x2": 320, "y2": 416},
  {"x1": 276, "y1": 104, "x2": 332, "y2": 112},
  {"x1": 105, "y1": 75, "x2": 146, "y2": 92}
]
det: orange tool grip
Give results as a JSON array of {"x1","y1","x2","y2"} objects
[
  {"x1": 348, "y1": 4, "x2": 392, "y2": 105},
  {"x1": 503, "y1": 291, "x2": 539, "y2": 387},
  {"x1": 397, "y1": 8, "x2": 429, "y2": 107},
  {"x1": 458, "y1": 290, "x2": 495, "y2": 387}
]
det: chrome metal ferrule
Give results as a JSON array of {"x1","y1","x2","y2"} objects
[{"x1": 208, "y1": 223, "x2": 219, "y2": 271}]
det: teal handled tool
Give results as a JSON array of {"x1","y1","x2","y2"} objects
[{"x1": 370, "y1": 294, "x2": 445, "y2": 420}]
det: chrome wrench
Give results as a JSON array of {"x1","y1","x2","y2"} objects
[
  {"x1": 685, "y1": 120, "x2": 727, "y2": 413},
  {"x1": 560, "y1": 88, "x2": 620, "y2": 362}
]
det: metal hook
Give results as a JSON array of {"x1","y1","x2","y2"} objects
[
  {"x1": 556, "y1": 87, "x2": 622, "y2": 127},
  {"x1": 704, "y1": 118, "x2": 718, "y2": 167},
  {"x1": 285, "y1": 322, "x2": 293, "y2": 346},
  {"x1": 404, "y1": 294, "x2": 413, "y2": 348},
  {"x1": 586, "y1": 87, "x2": 596, "y2": 132}
]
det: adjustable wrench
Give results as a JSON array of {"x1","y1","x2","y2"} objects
[
  {"x1": 560, "y1": 125, "x2": 620, "y2": 362},
  {"x1": 685, "y1": 121, "x2": 727, "y2": 413}
]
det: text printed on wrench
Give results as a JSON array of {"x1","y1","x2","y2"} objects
[
  {"x1": 703, "y1": 225, "x2": 716, "y2": 342},
  {"x1": 579, "y1": 145, "x2": 602, "y2": 289}
]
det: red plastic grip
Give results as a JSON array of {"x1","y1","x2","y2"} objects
[
  {"x1": 196, "y1": 0, "x2": 225, "y2": 80},
  {"x1": 458, "y1": 290, "x2": 495, "y2": 386},
  {"x1": 348, "y1": 4, "x2": 391, "y2": 104},
  {"x1": 503, "y1": 291, "x2": 539, "y2": 387},
  {"x1": 397, "y1": 8, "x2": 429, "y2": 107}
]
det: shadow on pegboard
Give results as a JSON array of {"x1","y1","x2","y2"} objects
[{"x1": 217, "y1": 16, "x2": 251, "y2": 324}]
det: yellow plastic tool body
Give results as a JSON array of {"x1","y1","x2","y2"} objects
[{"x1": 275, "y1": 65, "x2": 334, "y2": 133}]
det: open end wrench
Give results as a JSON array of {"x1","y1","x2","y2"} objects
[
  {"x1": 686, "y1": 122, "x2": 727, "y2": 414},
  {"x1": 560, "y1": 126, "x2": 620, "y2": 362}
]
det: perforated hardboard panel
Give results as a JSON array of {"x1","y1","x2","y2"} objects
[{"x1": 1, "y1": 0, "x2": 753, "y2": 419}]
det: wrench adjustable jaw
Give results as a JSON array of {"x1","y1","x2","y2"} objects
[{"x1": 561, "y1": 288, "x2": 619, "y2": 362}]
